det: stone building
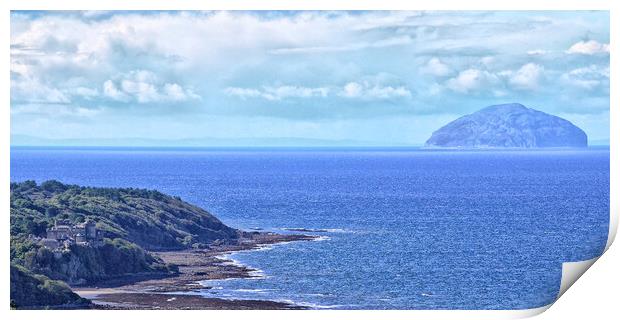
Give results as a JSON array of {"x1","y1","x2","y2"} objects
[{"x1": 42, "y1": 219, "x2": 104, "y2": 249}]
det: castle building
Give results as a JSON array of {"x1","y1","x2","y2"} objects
[{"x1": 42, "y1": 219, "x2": 104, "y2": 249}]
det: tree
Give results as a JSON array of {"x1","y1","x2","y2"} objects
[
  {"x1": 45, "y1": 207, "x2": 59, "y2": 217},
  {"x1": 41, "y1": 180, "x2": 67, "y2": 193}
]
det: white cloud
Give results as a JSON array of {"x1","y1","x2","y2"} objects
[
  {"x1": 11, "y1": 103, "x2": 101, "y2": 118},
  {"x1": 11, "y1": 73, "x2": 98, "y2": 104},
  {"x1": 571, "y1": 65, "x2": 610, "y2": 78},
  {"x1": 225, "y1": 82, "x2": 411, "y2": 101},
  {"x1": 371, "y1": 86, "x2": 411, "y2": 99},
  {"x1": 11, "y1": 78, "x2": 71, "y2": 104},
  {"x1": 527, "y1": 49, "x2": 548, "y2": 55},
  {"x1": 164, "y1": 83, "x2": 199, "y2": 101},
  {"x1": 561, "y1": 65, "x2": 609, "y2": 90},
  {"x1": 269, "y1": 35, "x2": 412, "y2": 55},
  {"x1": 420, "y1": 58, "x2": 452, "y2": 77},
  {"x1": 224, "y1": 87, "x2": 263, "y2": 99},
  {"x1": 121, "y1": 79, "x2": 159, "y2": 103},
  {"x1": 264, "y1": 86, "x2": 329, "y2": 100},
  {"x1": 446, "y1": 63, "x2": 544, "y2": 94},
  {"x1": 72, "y1": 87, "x2": 99, "y2": 99},
  {"x1": 509, "y1": 63, "x2": 544, "y2": 90},
  {"x1": 339, "y1": 82, "x2": 411, "y2": 100},
  {"x1": 225, "y1": 85, "x2": 329, "y2": 101},
  {"x1": 479, "y1": 56, "x2": 496, "y2": 68},
  {"x1": 103, "y1": 80, "x2": 130, "y2": 102},
  {"x1": 427, "y1": 83, "x2": 443, "y2": 96},
  {"x1": 566, "y1": 40, "x2": 610, "y2": 55},
  {"x1": 80, "y1": 11, "x2": 113, "y2": 18},
  {"x1": 446, "y1": 69, "x2": 499, "y2": 94},
  {"x1": 342, "y1": 82, "x2": 363, "y2": 98},
  {"x1": 103, "y1": 70, "x2": 200, "y2": 103},
  {"x1": 496, "y1": 70, "x2": 514, "y2": 78}
]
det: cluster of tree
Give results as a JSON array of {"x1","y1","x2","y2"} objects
[
  {"x1": 11, "y1": 180, "x2": 238, "y2": 250},
  {"x1": 10, "y1": 180, "x2": 238, "y2": 308}
]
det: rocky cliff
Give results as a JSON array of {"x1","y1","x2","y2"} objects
[{"x1": 425, "y1": 103, "x2": 588, "y2": 148}]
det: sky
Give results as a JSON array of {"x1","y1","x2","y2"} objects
[{"x1": 10, "y1": 11, "x2": 610, "y2": 146}]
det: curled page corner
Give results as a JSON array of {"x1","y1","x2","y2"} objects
[
  {"x1": 557, "y1": 257, "x2": 600, "y2": 299},
  {"x1": 518, "y1": 257, "x2": 601, "y2": 319},
  {"x1": 551, "y1": 198, "x2": 616, "y2": 308},
  {"x1": 517, "y1": 305, "x2": 552, "y2": 319},
  {"x1": 555, "y1": 206, "x2": 615, "y2": 300}
]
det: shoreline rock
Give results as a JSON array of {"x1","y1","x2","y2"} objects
[{"x1": 72, "y1": 232, "x2": 316, "y2": 310}]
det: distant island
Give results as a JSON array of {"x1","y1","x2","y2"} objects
[
  {"x1": 425, "y1": 103, "x2": 588, "y2": 148},
  {"x1": 10, "y1": 180, "x2": 313, "y2": 309}
]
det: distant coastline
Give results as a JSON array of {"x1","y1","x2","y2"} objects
[
  {"x1": 10, "y1": 134, "x2": 422, "y2": 148},
  {"x1": 10, "y1": 145, "x2": 611, "y2": 152}
]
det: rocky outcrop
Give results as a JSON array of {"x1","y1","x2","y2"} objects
[
  {"x1": 23, "y1": 238, "x2": 175, "y2": 285},
  {"x1": 425, "y1": 103, "x2": 588, "y2": 148}
]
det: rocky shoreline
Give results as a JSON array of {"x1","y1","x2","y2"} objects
[{"x1": 73, "y1": 232, "x2": 315, "y2": 310}]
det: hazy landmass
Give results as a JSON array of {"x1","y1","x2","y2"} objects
[{"x1": 425, "y1": 103, "x2": 589, "y2": 148}]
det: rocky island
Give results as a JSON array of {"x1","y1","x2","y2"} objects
[
  {"x1": 425, "y1": 103, "x2": 588, "y2": 148},
  {"x1": 10, "y1": 180, "x2": 314, "y2": 309}
]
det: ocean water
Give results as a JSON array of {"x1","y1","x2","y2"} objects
[{"x1": 10, "y1": 147, "x2": 609, "y2": 309}]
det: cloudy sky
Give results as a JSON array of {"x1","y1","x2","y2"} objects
[{"x1": 10, "y1": 11, "x2": 610, "y2": 145}]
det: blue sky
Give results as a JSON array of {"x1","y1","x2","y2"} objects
[{"x1": 10, "y1": 11, "x2": 610, "y2": 145}]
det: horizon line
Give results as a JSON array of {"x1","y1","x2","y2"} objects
[{"x1": 10, "y1": 144, "x2": 610, "y2": 149}]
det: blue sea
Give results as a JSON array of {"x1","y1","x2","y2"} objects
[{"x1": 10, "y1": 147, "x2": 609, "y2": 310}]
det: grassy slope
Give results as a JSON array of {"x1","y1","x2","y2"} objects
[{"x1": 11, "y1": 180, "x2": 239, "y2": 250}]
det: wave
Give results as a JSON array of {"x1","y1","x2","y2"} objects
[
  {"x1": 281, "y1": 227, "x2": 354, "y2": 233},
  {"x1": 293, "y1": 301, "x2": 352, "y2": 309},
  {"x1": 216, "y1": 254, "x2": 244, "y2": 267},
  {"x1": 303, "y1": 293, "x2": 334, "y2": 297},
  {"x1": 324, "y1": 228, "x2": 351, "y2": 233},
  {"x1": 248, "y1": 268, "x2": 268, "y2": 279},
  {"x1": 252, "y1": 244, "x2": 275, "y2": 252},
  {"x1": 212, "y1": 253, "x2": 268, "y2": 279},
  {"x1": 234, "y1": 288, "x2": 275, "y2": 293},
  {"x1": 313, "y1": 235, "x2": 331, "y2": 241}
]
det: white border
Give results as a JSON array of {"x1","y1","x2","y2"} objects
[{"x1": 2, "y1": 1, "x2": 617, "y2": 319}]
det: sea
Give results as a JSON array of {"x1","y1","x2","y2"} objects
[{"x1": 10, "y1": 146, "x2": 610, "y2": 310}]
